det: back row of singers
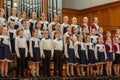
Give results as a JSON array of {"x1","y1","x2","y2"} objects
[{"x1": 0, "y1": 8, "x2": 99, "y2": 36}]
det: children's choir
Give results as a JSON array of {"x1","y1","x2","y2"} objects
[{"x1": 0, "y1": 7, "x2": 120, "y2": 78}]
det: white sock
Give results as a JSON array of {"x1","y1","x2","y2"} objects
[
  {"x1": 67, "y1": 65, "x2": 70, "y2": 76},
  {"x1": 36, "y1": 63, "x2": 40, "y2": 75},
  {"x1": 32, "y1": 63, "x2": 35, "y2": 75}
]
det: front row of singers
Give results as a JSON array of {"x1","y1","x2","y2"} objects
[{"x1": 0, "y1": 27, "x2": 120, "y2": 78}]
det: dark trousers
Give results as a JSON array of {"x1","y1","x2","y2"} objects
[
  {"x1": 24, "y1": 41, "x2": 29, "y2": 69},
  {"x1": 54, "y1": 50, "x2": 63, "y2": 76},
  {"x1": 43, "y1": 50, "x2": 51, "y2": 76},
  {"x1": 17, "y1": 48, "x2": 25, "y2": 77}
]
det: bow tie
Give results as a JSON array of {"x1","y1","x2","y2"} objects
[
  {"x1": 24, "y1": 28, "x2": 27, "y2": 30},
  {"x1": 57, "y1": 39, "x2": 61, "y2": 41},
  {"x1": 20, "y1": 36, "x2": 23, "y2": 38},
  {"x1": 45, "y1": 38, "x2": 49, "y2": 40},
  {"x1": 10, "y1": 18, "x2": 15, "y2": 22},
  {"x1": 4, "y1": 20, "x2": 6, "y2": 23}
]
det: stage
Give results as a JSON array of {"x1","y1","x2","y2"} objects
[{"x1": 1, "y1": 75, "x2": 120, "y2": 80}]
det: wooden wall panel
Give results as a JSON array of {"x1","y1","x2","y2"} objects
[
  {"x1": 42, "y1": 0, "x2": 48, "y2": 17},
  {"x1": 110, "y1": 7, "x2": 120, "y2": 26},
  {"x1": 0, "y1": 0, "x2": 3, "y2": 8},
  {"x1": 62, "y1": 8, "x2": 81, "y2": 25}
]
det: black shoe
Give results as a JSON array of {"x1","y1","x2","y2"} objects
[
  {"x1": 97, "y1": 75, "x2": 100, "y2": 77},
  {"x1": 44, "y1": 75, "x2": 48, "y2": 77},
  {"x1": 17, "y1": 75, "x2": 21, "y2": 78},
  {"x1": 59, "y1": 75, "x2": 64, "y2": 77},
  {"x1": 87, "y1": 74, "x2": 91, "y2": 76},
  {"x1": 106, "y1": 74, "x2": 110, "y2": 76},
  {"x1": 71, "y1": 75, "x2": 75, "y2": 77},
  {"x1": 53, "y1": 75, "x2": 57, "y2": 77},
  {"x1": 21, "y1": 75, "x2": 25, "y2": 78},
  {"x1": 36, "y1": 75, "x2": 41, "y2": 78},
  {"x1": 4, "y1": 75, "x2": 10, "y2": 78},
  {"x1": 110, "y1": 74, "x2": 113, "y2": 77},
  {"x1": 48, "y1": 75, "x2": 52, "y2": 77},
  {"x1": 24, "y1": 67, "x2": 31, "y2": 71},
  {"x1": 54, "y1": 73, "x2": 57, "y2": 77},
  {"x1": 1, "y1": 76, "x2": 4, "y2": 78},
  {"x1": 32, "y1": 75, "x2": 36, "y2": 78},
  {"x1": 77, "y1": 75, "x2": 81, "y2": 77},
  {"x1": 66, "y1": 75, "x2": 70, "y2": 77}
]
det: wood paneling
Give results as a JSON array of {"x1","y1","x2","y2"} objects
[
  {"x1": 62, "y1": 1, "x2": 120, "y2": 29},
  {"x1": 42, "y1": 0, "x2": 48, "y2": 17},
  {"x1": 62, "y1": 8, "x2": 81, "y2": 25},
  {"x1": 0, "y1": 0, "x2": 3, "y2": 8}
]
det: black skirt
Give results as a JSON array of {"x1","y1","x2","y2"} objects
[
  {"x1": 31, "y1": 47, "x2": 41, "y2": 63},
  {"x1": 0, "y1": 44, "x2": 5, "y2": 60},
  {"x1": 113, "y1": 53, "x2": 120, "y2": 64},
  {"x1": 0, "y1": 44, "x2": 12, "y2": 62},
  {"x1": 4, "y1": 45, "x2": 12, "y2": 61}
]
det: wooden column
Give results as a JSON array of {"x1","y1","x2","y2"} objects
[
  {"x1": 42, "y1": 0, "x2": 48, "y2": 19},
  {"x1": 0, "y1": 0, "x2": 3, "y2": 8}
]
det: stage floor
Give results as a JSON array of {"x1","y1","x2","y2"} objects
[{"x1": 1, "y1": 75, "x2": 120, "y2": 80}]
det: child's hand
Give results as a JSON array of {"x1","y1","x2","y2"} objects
[
  {"x1": 113, "y1": 59, "x2": 115, "y2": 61},
  {"x1": 66, "y1": 56, "x2": 69, "y2": 59},
  {"x1": 87, "y1": 57, "x2": 89, "y2": 60},
  {"x1": 113, "y1": 57, "x2": 115, "y2": 61},
  {"x1": 51, "y1": 54, "x2": 53, "y2": 59},
  {"x1": 65, "y1": 55, "x2": 69, "y2": 59},
  {"x1": 17, "y1": 54, "x2": 20, "y2": 58},
  {"x1": 40, "y1": 54, "x2": 42, "y2": 58},
  {"x1": 105, "y1": 57, "x2": 107, "y2": 61},
  {"x1": 31, "y1": 55, "x2": 33, "y2": 58},
  {"x1": 25, "y1": 54, "x2": 28, "y2": 58},
  {"x1": 50, "y1": 55, "x2": 53, "y2": 60},
  {"x1": 76, "y1": 56, "x2": 80, "y2": 59},
  {"x1": 86, "y1": 56, "x2": 89, "y2": 60},
  {"x1": 96, "y1": 58, "x2": 98, "y2": 61},
  {"x1": 41, "y1": 54, "x2": 45, "y2": 58}
]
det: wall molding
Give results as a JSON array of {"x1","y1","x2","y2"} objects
[{"x1": 79, "y1": 1, "x2": 120, "y2": 14}]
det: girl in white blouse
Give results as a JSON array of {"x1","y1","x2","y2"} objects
[{"x1": 0, "y1": 27, "x2": 12, "y2": 77}]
